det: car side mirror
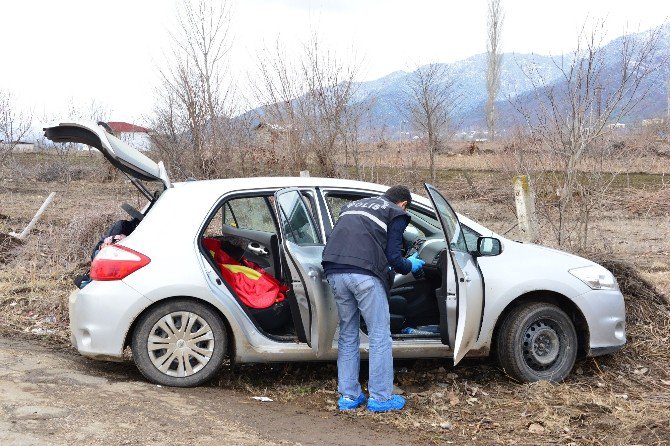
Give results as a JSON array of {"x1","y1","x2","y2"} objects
[{"x1": 477, "y1": 236, "x2": 502, "y2": 257}]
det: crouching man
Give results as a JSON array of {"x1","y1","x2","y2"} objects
[{"x1": 322, "y1": 185, "x2": 425, "y2": 412}]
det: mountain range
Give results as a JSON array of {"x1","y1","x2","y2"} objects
[
  {"x1": 252, "y1": 23, "x2": 670, "y2": 140},
  {"x1": 350, "y1": 52, "x2": 565, "y2": 136}
]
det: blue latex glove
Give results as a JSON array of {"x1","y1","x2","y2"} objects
[{"x1": 408, "y1": 252, "x2": 425, "y2": 273}]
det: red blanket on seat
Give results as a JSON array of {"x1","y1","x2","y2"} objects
[{"x1": 203, "y1": 238, "x2": 288, "y2": 309}]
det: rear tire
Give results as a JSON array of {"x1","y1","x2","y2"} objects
[
  {"x1": 132, "y1": 299, "x2": 228, "y2": 387},
  {"x1": 496, "y1": 303, "x2": 577, "y2": 383}
]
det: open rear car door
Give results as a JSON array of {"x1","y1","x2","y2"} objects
[
  {"x1": 273, "y1": 188, "x2": 337, "y2": 356},
  {"x1": 44, "y1": 121, "x2": 171, "y2": 190},
  {"x1": 424, "y1": 183, "x2": 484, "y2": 364}
]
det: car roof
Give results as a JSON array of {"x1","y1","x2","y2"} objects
[
  {"x1": 172, "y1": 176, "x2": 390, "y2": 192},
  {"x1": 167, "y1": 176, "x2": 497, "y2": 237}
]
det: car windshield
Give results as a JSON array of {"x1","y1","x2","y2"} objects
[{"x1": 406, "y1": 208, "x2": 440, "y2": 235}]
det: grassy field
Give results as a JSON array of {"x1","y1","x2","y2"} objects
[{"x1": 1, "y1": 150, "x2": 669, "y2": 445}]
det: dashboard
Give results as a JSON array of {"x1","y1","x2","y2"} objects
[{"x1": 405, "y1": 236, "x2": 448, "y2": 270}]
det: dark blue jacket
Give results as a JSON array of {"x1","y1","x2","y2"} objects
[{"x1": 322, "y1": 196, "x2": 410, "y2": 288}]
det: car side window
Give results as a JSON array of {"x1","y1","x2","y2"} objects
[
  {"x1": 462, "y1": 225, "x2": 481, "y2": 252},
  {"x1": 223, "y1": 197, "x2": 276, "y2": 233},
  {"x1": 276, "y1": 191, "x2": 321, "y2": 245},
  {"x1": 203, "y1": 208, "x2": 224, "y2": 238},
  {"x1": 326, "y1": 192, "x2": 428, "y2": 238},
  {"x1": 405, "y1": 220, "x2": 426, "y2": 238},
  {"x1": 405, "y1": 208, "x2": 441, "y2": 238},
  {"x1": 325, "y1": 194, "x2": 362, "y2": 222}
]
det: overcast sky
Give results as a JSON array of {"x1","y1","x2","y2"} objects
[{"x1": 1, "y1": 0, "x2": 668, "y2": 125}]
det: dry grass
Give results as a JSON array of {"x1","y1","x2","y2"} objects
[
  {"x1": 0, "y1": 170, "x2": 131, "y2": 342},
  {"x1": 0, "y1": 210, "x2": 118, "y2": 340},
  {"x1": 340, "y1": 142, "x2": 668, "y2": 175},
  {"x1": 1, "y1": 152, "x2": 669, "y2": 445},
  {"x1": 614, "y1": 186, "x2": 670, "y2": 217}
]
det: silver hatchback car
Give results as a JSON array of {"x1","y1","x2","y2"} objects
[{"x1": 46, "y1": 122, "x2": 626, "y2": 387}]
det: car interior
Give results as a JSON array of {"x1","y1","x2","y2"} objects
[
  {"x1": 199, "y1": 190, "x2": 481, "y2": 342},
  {"x1": 200, "y1": 194, "x2": 299, "y2": 340}
]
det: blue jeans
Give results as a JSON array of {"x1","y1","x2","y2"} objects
[{"x1": 326, "y1": 273, "x2": 393, "y2": 402}]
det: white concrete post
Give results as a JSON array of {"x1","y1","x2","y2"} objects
[
  {"x1": 9, "y1": 192, "x2": 56, "y2": 240},
  {"x1": 513, "y1": 176, "x2": 538, "y2": 242},
  {"x1": 299, "y1": 170, "x2": 310, "y2": 177}
]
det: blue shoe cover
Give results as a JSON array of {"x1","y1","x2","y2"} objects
[
  {"x1": 367, "y1": 395, "x2": 406, "y2": 412},
  {"x1": 338, "y1": 393, "x2": 367, "y2": 410}
]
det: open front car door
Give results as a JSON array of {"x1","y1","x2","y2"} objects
[
  {"x1": 274, "y1": 188, "x2": 337, "y2": 357},
  {"x1": 424, "y1": 183, "x2": 484, "y2": 364}
]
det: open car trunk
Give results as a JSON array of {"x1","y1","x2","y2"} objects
[{"x1": 44, "y1": 121, "x2": 171, "y2": 191}]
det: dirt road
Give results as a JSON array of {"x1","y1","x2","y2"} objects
[{"x1": 0, "y1": 338, "x2": 420, "y2": 446}]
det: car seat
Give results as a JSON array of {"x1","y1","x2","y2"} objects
[{"x1": 388, "y1": 295, "x2": 408, "y2": 334}]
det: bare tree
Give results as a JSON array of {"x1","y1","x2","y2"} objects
[
  {"x1": 152, "y1": 0, "x2": 235, "y2": 179},
  {"x1": 341, "y1": 97, "x2": 374, "y2": 179},
  {"x1": 252, "y1": 39, "x2": 309, "y2": 172},
  {"x1": 515, "y1": 21, "x2": 665, "y2": 248},
  {"x1": 252, "y1": 35, "x2": 360, "y2": 177},
  {"x1": 406, "y1": 63, "x2": 460, "y2": 181},
  {"x1": 175, "y1": 0, "x2": 232, "y2": 149},
  {"x1": 299, "y1": 36, "x2": 359, "y2": 177},
  {"x1": 0, "y1": 90, "x2": 32, "y2": 166},
  {"x1": 486, "y1": 0, "x2": 504, "y2": 141},
  {"x1": 84, "y1": 99, "x2": 112, "y2": 124},
  {"x1": 31, "y1": 99, "x2": 111, "y2": 182}
]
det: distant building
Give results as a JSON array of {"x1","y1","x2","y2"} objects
[
  {"x1": 454, "y1": 130, "x2": 489, "y2": 142},
  {"x1": 641, "y1": 118, "x2": 664, "y2": 127},
  {"x1": 107, "y1": 121, "x2": 152, "y2": 151},
  {"x1": 251, "y1": 120, "x2": 290, "y2": 148}
]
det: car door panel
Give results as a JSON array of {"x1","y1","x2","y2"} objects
[
  {"x1": 451, "y1": 251, "x2": 484, "y2": 363},
  {"x1": 274, "y1": 188, "x2": 336, "y2": 356},
  {"x1": 221, "y1": 225, "x2": 278, "y2": 276},
  {"x1": 283, "y1": 244, "x2": 331, "y2": 351},
  {"x1": 424, "y1": 183, "x2": 484, "y2": 364},
  {"x1": 434, "y1": 249, "x2": 458, "y2": 347}
]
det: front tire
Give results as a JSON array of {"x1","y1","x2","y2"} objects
[
  {"x1": 132, "y1": 299, "x2": 228, "y2": 387},
  {"x1": 496, "y1": 303, "x2": 577, "y2": 383}
]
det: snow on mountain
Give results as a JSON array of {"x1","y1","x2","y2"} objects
[
  {"x1": 246, "y1": 22, "x2": 670, "y2": 137},
  {"x1": 349, "y1": 52, "x2": 562, "y2": 133}
]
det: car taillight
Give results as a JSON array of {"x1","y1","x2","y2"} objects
[{"x1": 90, "y1": 245, "x2": 151, "y2": 281}]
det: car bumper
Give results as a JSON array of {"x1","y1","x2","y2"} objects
[
  {"x1": 69, "y1": 280, "x2": 152, "y2": 361},
  {"x1": 578, "y1": 288, "x2": 626, "y2": 355}
]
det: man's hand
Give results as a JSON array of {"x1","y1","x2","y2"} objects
[{"x1": 408, "y1": 252, "x2": 425, "y2": 273}]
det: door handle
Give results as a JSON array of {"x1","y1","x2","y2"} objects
[{"x1": 247, "y1": 242, "x2": 269, "y2": 256}]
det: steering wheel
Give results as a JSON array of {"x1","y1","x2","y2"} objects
[{"x1": 405, "y1": 237, "x2": 426, "y2": 258}]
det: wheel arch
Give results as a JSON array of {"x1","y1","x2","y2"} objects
[
  {"x1": 489, "y1": 291, "x2": 590, "y2": 358},
  {"x1": 123, "y1": 295, "x2": 235, "y2": 359}
]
